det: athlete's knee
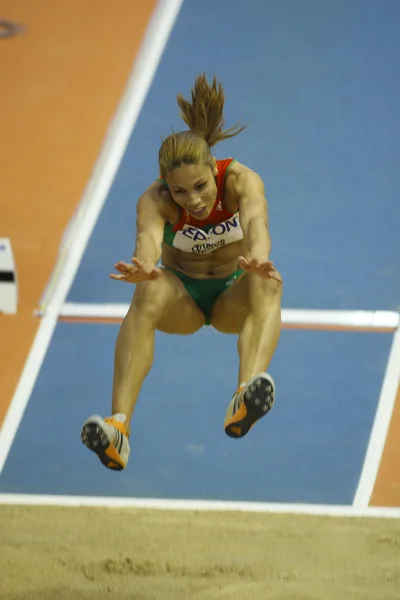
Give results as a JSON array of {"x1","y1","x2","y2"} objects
[
  {"x1": 248, "y1": 274, "x2": 282, "y2": 311},
  {"x1": 267, "y1": 278, "x2": 283, "y2": 301},
  {"x1": 130, "y1": 278, "x2": 172, "y2": 322}
]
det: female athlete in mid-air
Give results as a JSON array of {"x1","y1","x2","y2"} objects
[{"x1": 81, "y1": 74, "x2": 283, "y2": 470}]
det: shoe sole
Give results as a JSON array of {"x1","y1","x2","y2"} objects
[
  {"x1": 225, "y1": 374, "x2": 275, "y2": 438},
  {"x1": 81, "y1": 421, "x2": 125, "y2": 471}
]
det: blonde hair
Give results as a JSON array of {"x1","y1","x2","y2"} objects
[{"x1": 158, "y1": 74, "x2": 247, "y2": 179}]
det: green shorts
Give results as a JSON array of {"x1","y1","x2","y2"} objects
[{"x1": 167, "y1": 268, "x2": 244, "y2": 326}]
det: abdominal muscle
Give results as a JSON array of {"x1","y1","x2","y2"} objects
[{"x1": 161, "y1": 240, "x2": 246, "y2": 279}]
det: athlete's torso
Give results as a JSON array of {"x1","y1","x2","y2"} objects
[{"x1": 156, "y1": 159, "x2": 249, "y2": 279}]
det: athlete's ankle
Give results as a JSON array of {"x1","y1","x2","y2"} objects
[
  {"x1": 109, "y1": 413, "x2": 130, "y2": 438},
  {"x1": 112, "y1": 412, "x2": 127, "y2": 424}
]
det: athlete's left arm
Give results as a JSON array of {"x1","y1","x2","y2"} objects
[{"x1": 234, "y1": 170, "x2": 282, "y2": 282}]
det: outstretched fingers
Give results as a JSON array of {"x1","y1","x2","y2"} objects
[
  {"x1": 109, "y1": 258, "x2": 162, "y2": 282},
  {"x1": 238, "y1": 256, "x2": 283, "y2": 283}
]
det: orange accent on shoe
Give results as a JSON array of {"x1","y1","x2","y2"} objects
[
  {"x1": 99, "y1": 417, "x2": 129, "y2": 468},
  {"x1": 226, "y1": 400, "x2": 248, "y2": 427},
  {"x1": 106, "y1": 460, "x2": 121, "y2": 469},
  {"x1": 230, "y1": 426, "x2": 242, "y2": 436},
  {"x1": 104, "y1": 417, "x2": 129, "y2": 437},
  {"x1": 104, "y1": 443, "x2": 126, "y2": 468},
  {"x1": 224, "y1": 385, "x2": 248, "y2": 429}
]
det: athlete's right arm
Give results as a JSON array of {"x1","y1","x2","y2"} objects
[
  {"x1": 110, "y1": 184, "x2": 168, "y2": 283},
  {"x1": 134, "y1": 185, "x2": 166, "y2": 266}
]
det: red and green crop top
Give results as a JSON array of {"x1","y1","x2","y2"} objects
[{"x1": 157, "y1": 158, "x2": 243, "y2": 255}]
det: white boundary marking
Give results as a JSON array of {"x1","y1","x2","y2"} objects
[
  {"x1": 60, "y1": 303, "x2": 400, "y2": 329},
  {"x1": 0, "y1": 0, "x2": 183, "y2": 474},
  {"x1": 0, "y1": 494, "x2": 399, "y2": 519},
  {"x1": 353, "y1": 326, "x2": 400, "y2": 508}
]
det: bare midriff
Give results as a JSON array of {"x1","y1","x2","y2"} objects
[{"x1": 161, "y1": 239, "x2": 246, "y2": 279}]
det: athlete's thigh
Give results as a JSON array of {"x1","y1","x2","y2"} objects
[
  {"x1": 152, "y1": 269, "x2": 205, "y2": 334},
  {"x1": 209, "y1": 273, "x2": 249, "y2": 334}
]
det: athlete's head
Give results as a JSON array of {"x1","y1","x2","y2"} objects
[{"x1": 158, "y1": 74, "x2": 247, "y2": 219}]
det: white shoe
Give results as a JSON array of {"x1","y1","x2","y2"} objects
[{"x1": 81, "y1": 415, "x2": 130, "y2": 470}]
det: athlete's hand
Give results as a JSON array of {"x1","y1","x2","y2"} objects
[
  {"x1": 109, "y1": 257, "x2": 162, "y2": 283},
  {"x1": 238, "y1": 256, "x2": 283, "y2": 283}
]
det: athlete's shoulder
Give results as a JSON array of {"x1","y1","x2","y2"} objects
[
  {"x1": 223, "y1": 159, "x2": 258, "y2": 177},
  {"x1": 224, "y1": 161, "x2": 265, "y2": 197},
  {"x1": 137, "y1": 180, "x2": 178, "y2": 223}
]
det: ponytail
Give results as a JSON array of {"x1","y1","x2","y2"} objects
[
  {"x1": 177, "y1": 73, "x2": 246, "y2": 147},
  {"x1": 158, "y1": 74, "x2": 247, "y2": 178}
]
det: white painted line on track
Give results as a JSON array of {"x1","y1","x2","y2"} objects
[
  {"x1": 1, "y1": 493, "x2": 399, "y2": 519},
  {"x1": 59, "y1": 303, "x2": 399, "y2": 329},
  {"x1": 353, "y1": 326, "x2": 400, "y2": 508},
  {"x1": 0, "y1": 0, "x2": 183, "y2": 475}
]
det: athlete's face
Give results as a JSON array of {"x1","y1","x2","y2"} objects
[{"x1": 165, "y1": 163, "x2": 218, "y2": 220}]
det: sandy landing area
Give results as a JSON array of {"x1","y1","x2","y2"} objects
[{"x1": 1, "y1": 505, "x2": 400, "y2": 599}]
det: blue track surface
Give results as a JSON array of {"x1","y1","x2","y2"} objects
[{"x1": 0, "y1": 324, "x2": 393, "y2": 504}]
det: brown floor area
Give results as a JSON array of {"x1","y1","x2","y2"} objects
[
  {"x1": 371, "y1": 384, "x2": 400, "y2": 506},
  {"x1": 0, "y1": 0, "x2": 156, "y2": 422}
]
